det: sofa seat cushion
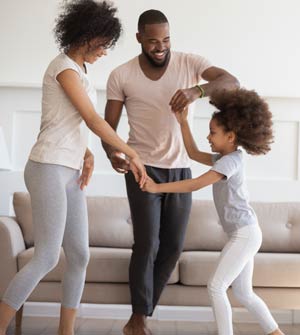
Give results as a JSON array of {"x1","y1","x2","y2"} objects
[
  {"x1": 18, "y1": 247, "x2": 179, "y2": 284},
  {"x1": 179, "y1": 251, "x2": 300, "y2": 287}
]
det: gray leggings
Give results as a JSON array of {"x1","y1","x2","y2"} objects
[{"x1": 2, "y1": 160, "x2": 89, "y2": 310}]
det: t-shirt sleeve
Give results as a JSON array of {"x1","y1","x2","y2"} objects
[
  {"x1": 52, "y1": 57, "x2": 80, "y2": 83},
  {"x1": 106, "y1": 69, "x2": 125, "y2": 101},
  {"x1": 211, "y1": 155, "x2": 239, "y2": 180},
  {"x1": 188, "y1": 54, "x2": 212, "y2": 81}
]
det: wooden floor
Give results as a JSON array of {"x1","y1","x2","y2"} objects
[{"x1": 6, "y1": 317, "x2": 300, "y2": 335}]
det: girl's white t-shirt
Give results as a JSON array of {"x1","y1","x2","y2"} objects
[{"x1": 29, "y1": 53, "x2": 97, "y2": 170}]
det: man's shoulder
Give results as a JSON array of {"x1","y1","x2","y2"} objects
[{"x1": 172, "y1": 50, "x2": 207, "y2": 62}]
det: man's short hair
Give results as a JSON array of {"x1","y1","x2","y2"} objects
[{"x1": 138, "y1": 9, "x2": 168, "y2": 32}]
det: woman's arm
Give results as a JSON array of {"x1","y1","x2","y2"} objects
[
  {"x1": 142, "y1": 170, "x2": 223, "y2": 193},
  {"x1": 56, "y1": 69, "x2": 146, "y2": 185}
]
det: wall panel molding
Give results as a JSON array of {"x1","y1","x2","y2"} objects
[{"x1": 1, "y1": 86, "x2": 300, "y2": 215}]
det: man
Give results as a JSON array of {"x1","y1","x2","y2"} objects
[{"x1": 102, "y1": 9, "x2": 239, "y2": 335}]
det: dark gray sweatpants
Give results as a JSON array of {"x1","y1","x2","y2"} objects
[{"x1": 125, "y1": 165, "x2": 192, "y2": 316}]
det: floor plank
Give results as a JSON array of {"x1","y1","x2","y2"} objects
[{"x1": 6, "y1": 316, "x2": 300, "y2": 335}]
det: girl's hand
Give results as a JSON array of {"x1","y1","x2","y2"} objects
[
  {"x1": 174, "y1": 108, "x2": 188, "y2": 124},
  {"x1": 141, "y1": 176, "x2": 159, "y2": 193},
  {"x1": 129, "y1": 156, "x2": 147, "y2": 187},
  {"x1": 78, "y1": 153, "x2": 94, "y2": 190}
]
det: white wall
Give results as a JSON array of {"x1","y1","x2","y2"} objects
[
  {"x1": 1, "y1": 0, "x2": 300, "y2": 95},
  {"x1": 1, "y1": 0, "x2": 300, "y2": 215}
]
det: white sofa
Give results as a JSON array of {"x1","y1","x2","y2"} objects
[{"x1": 1, "y1": 192, "x2": 300, "y2": 325}]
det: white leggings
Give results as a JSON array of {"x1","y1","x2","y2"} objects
[{"x1": 207, "y1": 224, "x2": 278, "y2": 335}]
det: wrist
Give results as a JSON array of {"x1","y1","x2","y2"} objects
[
  {"x1": 128, "y1": 150, "x2": 139, "y2": 160},
  {"x1": 85, "y1": 149, "x2": 94, "y2": 159},
  {"x1": 194, "y1": 85, "x2": 205, "y2": 98},
  {"x1": 108, "y1": 149, "x2": 119, "y2": 159},
  {"x1": 180, "y1": 119, "x2": 189, "y2": 126}
]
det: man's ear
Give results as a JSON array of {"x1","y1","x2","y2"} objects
[{"x1": 136, "y1": 32, "x2": 142, "y2": 44}]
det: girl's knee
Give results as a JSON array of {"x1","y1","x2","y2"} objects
[
  {"x1": 232, "y1": 287, "x2": 253, "y2": 305},
  {"x1": 207, "y1": 277, "x2": 228, "y2": 296}
]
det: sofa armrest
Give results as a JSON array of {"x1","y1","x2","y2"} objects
[{"x1": 0, "y1": 216, "x2": 26, "y2": 297}]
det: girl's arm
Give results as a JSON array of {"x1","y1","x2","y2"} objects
[
  {"x1": 175, "y1": 110, "x2": 213, "y2": 166},
  {"x1": 142, "y1": 170, "x2": 223, "y2": 193},
  {"x1": 56, "y1": 69, "x2": 146, "y2": 186}
]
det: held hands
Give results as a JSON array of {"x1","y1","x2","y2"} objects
[
  {"x1": 174, "y1": 108, "x2": 188, "y2": 125},
  {"x1": 169, "y1": 87, "x2": 200, "y2": 113},
  {"x1": 141, "y1": 176, "x2": 158, "y2": 193},
  {"x1": 109, "y1": 151, "x2": 147, "y2": 187},
  {"x1": 78, "y1": 153, "x2": 94, "y2": 190},
  {"x1": 109, "y1": 151, "x2": 130, "y2": 173},
  {"x1": 129, "y1": 156, "x2": 147, "y2": 187}
]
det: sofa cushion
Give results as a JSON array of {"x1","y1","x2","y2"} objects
[
  {"x1": 179, "y1": 251, "x2": 300, "y2": 287},
  {"x1": 13, "y1": 192, "x2": 34, "y2": 247},
  {"x1": 87, "y1": 197, "x2": 133, "y2": 248},
  {"x1": 13, "y1": 193, "x2": 134, "y2": 249},
  {"x1": 183, "y1": 200, "x2": 227, "y2": 251},
  {"x1": 183, "y1": 200, "x2": 300, "y2": 252},
  {"x1": 253, "y1": 202, "x2": 300, "y2": 252},
  {"x1": 17, "y1": 247, "x2": 179, "y2": 284},
  {"x1": 13, "y1": 193, "x2": 300, "y2": 253}
]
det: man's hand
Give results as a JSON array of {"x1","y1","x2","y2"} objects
[
  {"x1": 78, "y1": 153, "x2": 94, "y2": 190},
  {"x1": 141, "y1": 176, "x2": 159, "y2": 193},
  {"x1": 109, "y1": 151, "x2": 130, "y2": 174},
  {"x1": 169, "y1": 87, "x2": 200, "y2": 113}
]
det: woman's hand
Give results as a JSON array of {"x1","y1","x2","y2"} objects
[
  {"x1": 174, "y1": 108, "x2": 188, "y2": 125},
  {"x1": 129, "y1": 156, "x2": 147, "y2": 187},
  {"x1": 78, "y1": 151, "x2": 94, "y2": 190},
  {"x1": 141, "y1": 176, "x2": 159, "y2": 193}
]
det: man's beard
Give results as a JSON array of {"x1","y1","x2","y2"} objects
[{"x1": 142, "y1": 46, "x2": 170, "y2": 68}]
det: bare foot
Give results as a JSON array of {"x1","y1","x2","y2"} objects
[
  {"x1": 123, "y1": 314, "x2": 152, "y2": 335},
  {"x1": 268, "y1": 329, "x2": 285, "y2": 335}
]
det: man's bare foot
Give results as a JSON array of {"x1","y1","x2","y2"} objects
[{"x1": 123, "y1": 314, "x2": 152, "y2": 335}]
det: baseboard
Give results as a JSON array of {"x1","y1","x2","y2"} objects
[{"x1": 22, "y1": 302, "x2": 299, "y2": 324}]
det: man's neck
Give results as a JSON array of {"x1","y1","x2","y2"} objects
[{"x1": 138, "y1": 53, "x2": 170, "y2": 81}]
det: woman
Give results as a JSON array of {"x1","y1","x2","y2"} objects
[{"x1": 0, "y1": 1, "x2": 146, "y2": 334}]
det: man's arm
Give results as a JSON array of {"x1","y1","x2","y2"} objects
[
  {"x1": 101, "y1": 100, "x2": 130, "y2": 173},
  {"x1": 169, "y1": 66, "x2": 240, "y2": 112}
]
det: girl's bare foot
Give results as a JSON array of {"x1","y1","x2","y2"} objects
[{"x1": 268, "y1": 329, "x2": 285, "y2": 335}]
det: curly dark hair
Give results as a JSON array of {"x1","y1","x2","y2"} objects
[
  {"x1": 54, "y1": 0, "x2": 122, "y2": 52},
  {"x1": 209, "y1": 89, "x2": 274, "y2": 155}
]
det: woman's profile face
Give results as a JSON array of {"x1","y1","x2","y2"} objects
[{"x1": 83, "y1": 37, "x2": 110, "y2": 64}]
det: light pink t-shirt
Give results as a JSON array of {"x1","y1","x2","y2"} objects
[
  {"x1": 29, "y1": 54, "x2": 97, "y2": 170},
  {"x1": 107, "y1": 51, "x2": 212, "y2": 168}
]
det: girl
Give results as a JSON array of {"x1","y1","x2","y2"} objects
[
  {"x1": 0, "y1": 1, "x2": 146, "y2": 335},
  {"x1": 142, "y1": 89, "x2": 284, "y2": 335}
]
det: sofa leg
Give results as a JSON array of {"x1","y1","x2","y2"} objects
[{"x1": 15, "y1": 305, "x2": 23, "y2": 329}]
